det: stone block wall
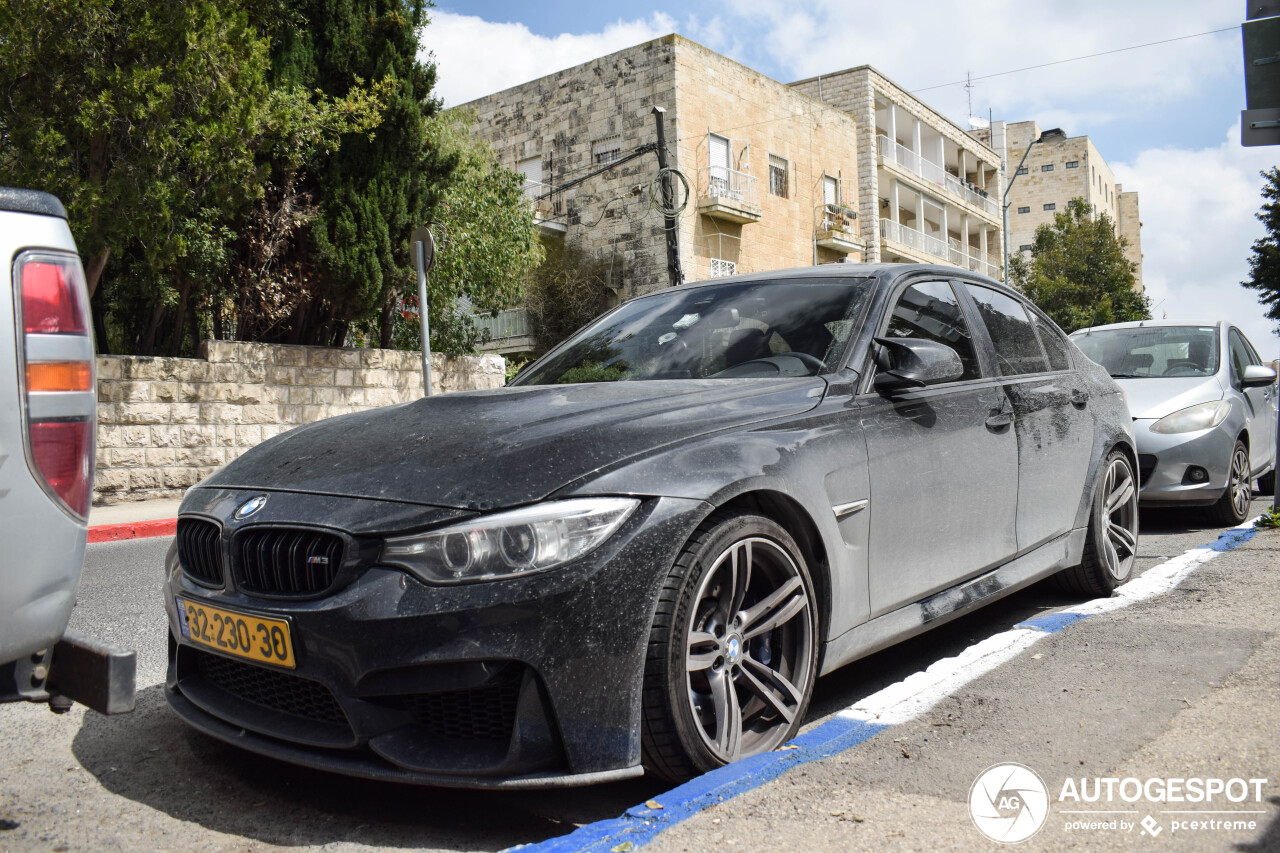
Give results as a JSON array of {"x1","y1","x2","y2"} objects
[{"x1": 94, "y1": 341, "x2": 505, "y2": 505}]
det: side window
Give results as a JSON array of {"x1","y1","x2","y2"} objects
[
  {"x1": 1033, "y1": 316, "x2": 1071, "y2": 371},
  {"x1": 883, "y1": 281, "x2": 981, "y2": 381},
  {"x1": 1228, "y1": 329, "x2": 1253, "y2": 381},
  {"x1": 966, "y1": 285, "x2": 1050, "y2": 376}
]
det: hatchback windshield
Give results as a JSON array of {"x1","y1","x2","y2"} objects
[
  {"x1": 1073, "y1": 326, "x2": 1219, "y2": 378},
  {"x1": 514, "y1": 277, "x2": 874, "y2": 385}
]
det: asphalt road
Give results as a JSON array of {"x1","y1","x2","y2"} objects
[{"x1": 1, "y1": 499, "x2": 1277, "y2": 852}]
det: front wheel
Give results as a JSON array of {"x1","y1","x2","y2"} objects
[
  {"x1": 1057, "y1": 449, "x2": 1139, "y2": 596},
  {"x1": 641, "y1": 512, "x2": 818, "y2": 783},
  {"x1": 1207, "y1": 441, "x2": 1252, "y2": 526}
]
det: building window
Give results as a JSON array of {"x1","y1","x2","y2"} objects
[
  {"x1": 1019, "y1": 244, "x2": 1032, "y2": 252},
  {"x1": 769, "y1": 154, "x2": 789, "y2": 198},
  {"x1": 1043, "y1": 203, "x2": 1056, "y2": 211},
  {"x1": 1041, "y1": 164, "x2": 1054, "y2": 172},
  {"x1": 710, "y1": 258, "x2": 737, "y2": 278},
  {"x1": 592, "y1": 135, "x2": 622, "y2": 165},
  {"x1": 1066, "y1": 160, "x2": 1079, "y2": 169},
  {"x1": 822, "y1": 175, "x2": 841, "y2": 206},
  {"x1": 1016, "y1": 167, "x2": 1029, "y2": 175},
  {"x1": 1017, "y1": 206, "x2": 1030, "y2": 214},
  {"x1": 517, "y1": 156, "x2": 542, "y2": 199}
]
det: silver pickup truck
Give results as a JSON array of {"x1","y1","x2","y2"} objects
[{"x1": 0, "y1": 187, "x2": 134, "y2": 714}]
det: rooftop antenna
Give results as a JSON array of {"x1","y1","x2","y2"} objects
[{"x1": 965, "y1": 72, "x2": 975, "y2": 120}]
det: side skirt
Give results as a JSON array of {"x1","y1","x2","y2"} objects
[{"x1": 819, "y1": 527, "x2": 1086, "y2": 677}]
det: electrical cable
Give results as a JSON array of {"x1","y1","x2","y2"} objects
[{"x1": 648, "y1": 167, "x2": 690, "y2": 217}]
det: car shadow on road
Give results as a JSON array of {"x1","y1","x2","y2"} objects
[{"x1": 71, "y1": 685, "x2": 664, "y2": 849}]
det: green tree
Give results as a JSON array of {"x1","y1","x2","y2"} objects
[
  {"x1": 1242, "y1": 166, "x2": 1280, "y2": 335},
  {"x1": 1009, "y1": 197, "x2": 1150, "y2": 332},
  {"x1": 391, "y1": 111, "x2": 544, "y2": 354},
  {"x1": 524, "y1": 241, "x2": 617, "y2": 356},
  {"x1": 270, "y1": 0, "x2": 455, "y2": 347},
  {"x1": 0, "y1": 0, "x2": 271, "y2": 353}
]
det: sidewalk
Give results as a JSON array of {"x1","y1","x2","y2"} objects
[{"x1": 88, "y1": 498, "x2": 182, "y2": 542}]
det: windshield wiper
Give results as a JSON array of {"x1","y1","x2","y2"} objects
[{"x1": 1108, "y1": 372, "x2": 1146, "y2": 378}]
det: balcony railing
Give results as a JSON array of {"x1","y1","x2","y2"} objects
[
  {"x1": 816, "y1": 202, "x2": 857, "y2": 233},
  {"x1": 699, "y1": 166, "x2": 759, "y2": 208},
  {"x1": 471, "y1": 307, "x2": 530, "y2": 342},
  {"x1": 880, "y1": 218, "x2": 950, "y2": 263},
  {"x1": 877, "y1": 134, "x2": 999, "y2": 217}
]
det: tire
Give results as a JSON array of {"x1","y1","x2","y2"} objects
[
  {"x1": 1258, "y1": 467, "x2": 1275, "y2": 497},
  {"x1": 1207, "y1": 441, "x2": 1252, "y2": 526},
  {"x1": 1057, "y1": 449, "x2": 1139, "y2": 596},
  {"x1": 641, "y1": 511, "x2": 818, "y2": 783}
]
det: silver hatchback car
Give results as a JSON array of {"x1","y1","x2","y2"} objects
[{"x1": 1071, "y1": 321, "x2": 1277, "y2": 524}]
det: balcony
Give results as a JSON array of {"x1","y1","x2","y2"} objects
[
  {"x1": 815, "y1": 203, "x2": 863, "y2": 253},
  {"x1": 880, "y1": 219, "x2": 1002, "y2": 278},
  {"x1": 522, "y1": 181, "x2": 567, "y2": 235},
  {"x1": 877, "y1": 135, "x2": 999, "y2": 219},
  {"x1": 697, "y1": 166, "x2": 761, "y2": 224}
]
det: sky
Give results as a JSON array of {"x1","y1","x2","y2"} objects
[{"x1": 426, "y1": 1, "x2": 1280, "y2": 355}]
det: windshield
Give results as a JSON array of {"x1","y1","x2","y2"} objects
[
  {"x1": 1072, "y1": 326, "x2": 1219, "y2": 378},
  {"x1": 513, "y1": 277, "x2": 875, "y2": 385}
]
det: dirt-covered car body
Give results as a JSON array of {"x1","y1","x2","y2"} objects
[{"x1": 164, "y1": 264, "x2": 1135, "y2": 787}]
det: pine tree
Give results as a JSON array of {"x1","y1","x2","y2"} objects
[{"x1": 1243, "y1": 167, "x2": 1280, "y2": 335}]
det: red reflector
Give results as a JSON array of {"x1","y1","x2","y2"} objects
[
  {"x1": 22, "y1": 260, "x2": 87, "y2": 334},
  {"x1": 30, "y1": 420, "x2": 93, "y2": 518}
]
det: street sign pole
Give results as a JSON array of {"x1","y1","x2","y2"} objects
[{"x1": 410, "y1": 227, "x2": 436, "y2": 397}]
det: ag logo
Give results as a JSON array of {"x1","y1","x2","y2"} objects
[
  {"x1": 234, "y1": 495, "x2": 269, "y2": 520},
  {"x1": 969, "y1": 763, "x2": 1050, "y2": 844}
]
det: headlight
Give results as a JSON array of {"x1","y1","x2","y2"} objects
[
  {"x1": 381, "y1": 497, "x2": 639, "y2": 583},
  {"x1": 1149, "y1": 400, "x2": 1230, "y2": 434}
]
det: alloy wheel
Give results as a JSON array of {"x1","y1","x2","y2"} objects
[
  {"x1": 1229, "y1": 446, "x2": 1251, "y2": 520},
  {"x1": 1100, "y1": 456, "x2": 1139, "y2": 580},
  {"x1": 683, "y1": 536, "x2": 815, "y2": 761}
]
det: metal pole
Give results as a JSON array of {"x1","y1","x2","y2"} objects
[
  {"x1": 1002, "y1": 138, "x2": 1041, "y2": 286},
  {"x1": 1274, "y1": 340, "x2": 1279, "y2": 511},
  {"x1": 653, "y1": 107, "x2": 684, "y2": 288},
  {"x1": 414, "y1": 240, "x2": 433, "y2": 396}
]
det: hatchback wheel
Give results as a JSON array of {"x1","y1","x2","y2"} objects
[
  {"x1": 1208, "y1": 441, "x2": 1252, "y2": 526},
  {"x1": 1057, "y1": 449, "x2": 1139, "y2": 595},
  {"x1": 642, "y1": 512, "x2": 818, "y2": 783}
]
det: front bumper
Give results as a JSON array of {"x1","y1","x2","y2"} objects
[
  {"x1": 1133, "y1": 419, "x2": 1234, "y2": 506},
  {"x1": 163, "y1": 490, "x2": 707, "y2": 787}
]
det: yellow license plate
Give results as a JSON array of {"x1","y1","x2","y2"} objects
[{"x1": 176, "y1": 597, "x2": 296, "y2": 669}]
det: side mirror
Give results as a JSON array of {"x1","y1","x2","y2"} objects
[
  {"x1": 872, "y1": 336, "x2": 964, "y2": 393},
  {"x1": 1241, "y1": 364, "x2": 1278, "y2": 388}
]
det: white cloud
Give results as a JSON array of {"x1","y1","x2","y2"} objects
[
  {"x1": 424, "y1": 11, "x2": 676, "y2": 107},
  {"x1": 685, "y1": 0, "x2": 1239, "y2": 134},
  {"x1": 1113, "y1": 124, "x2": 1280, "y2": 353}
]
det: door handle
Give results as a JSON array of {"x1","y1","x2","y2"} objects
[
  {"x1": 986, "y1": 402, "x2": 1015, "y2": 429},
  {"x1": 1070, "y1": 388, "x2": 1089, "y2": 408}
]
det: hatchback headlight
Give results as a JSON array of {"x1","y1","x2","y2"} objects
[
  {"x1": 1149, "y1": 400, "x2": 1230, "y2": 434},
  {"x1": 381, "y1": 498, "x2": 639, "y2": 583}
]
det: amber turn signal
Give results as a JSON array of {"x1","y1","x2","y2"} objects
[{"x1": 26, "y1": 360, "x2": 93, "y2": 392}]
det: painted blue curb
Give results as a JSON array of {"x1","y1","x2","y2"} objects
[
  {"x1": 510, "y1": 717, "x2": 886, "y2": 853},
  {"x1": 507, "y1": 519, "x2": 1262, "y2": 853},
  {"x1": 1016, "y1": 611, "x2": 1089, "y2": 633}
]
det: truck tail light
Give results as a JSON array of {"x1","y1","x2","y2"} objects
[{"x1": 14, "y1": 251, "x2": 96, "y2": 520}]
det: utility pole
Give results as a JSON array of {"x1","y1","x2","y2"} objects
[
  {"x1": 653, "y1": 107, "x2": 684, "y2": 288},
  {"x1": 410, "y1": 227, "x2": 435, "y2": 396}
]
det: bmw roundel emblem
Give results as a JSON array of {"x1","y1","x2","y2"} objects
[{"x1": 234, "y1": 495, "x2": 269, "y2": 520}]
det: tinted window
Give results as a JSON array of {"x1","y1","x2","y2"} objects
[
  {"x1": 966, "y1": 285, "x2": 1049, "y2": 375},
  {"x1": 1228, "y1": 329, "x2": 1255, "y2": 381},
  {"x1": 1072, "y1": 326, "x2": 1218, "y2": 378},
  {"x1": 883, "y1": 281, "x2": 980, "y2": 381},
  {"x1": 514, "y1": 277, "x2": 874, "y2": 385},
  {"x1": 1033, "y1": 317, "x2": 1071, "y2": 371}
]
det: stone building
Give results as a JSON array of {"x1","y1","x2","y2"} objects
[
  {"x1": 461, "y1": 35, "x2": 864, "y2": 312},
  {"x1": 790, "y1": 67, "x2": 1006, "y2": 279},
  {"x1": 996, "y1": 120, "x2": 1143, "y2": 291}
]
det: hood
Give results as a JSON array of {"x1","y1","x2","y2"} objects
[
  {"x1": 199, "y1": 378, "x2": 826, "y2": 509},
  {"x1": 1114, "y1": 375, "x2": 1224, "y2": 420}
]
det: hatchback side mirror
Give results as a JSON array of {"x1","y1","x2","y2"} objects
[
  {"x1": 872, "y1": 337, "x2": 964, "y2": 393},
  {"x1": 1241, "y1": 364, "x2": 1278, "y2": 388}
]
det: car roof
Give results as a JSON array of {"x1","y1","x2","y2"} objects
[
  {"x1": 654, "y1": 262, "x2": 1015, "y2": 297},
  {"x1": 1071, "y1": 319, "x2": 1226, "y2": 335}
]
